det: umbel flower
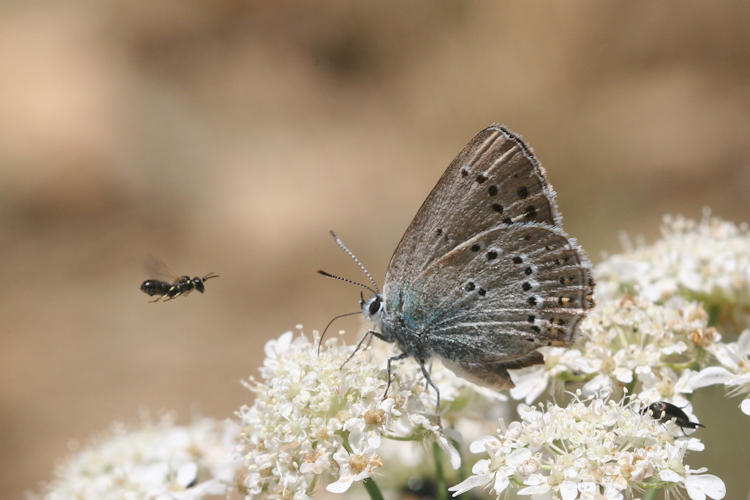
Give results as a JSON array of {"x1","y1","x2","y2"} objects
[
  {"x1": 236, "y1": 327, "x2": 466, "y2": 499},
  {"x1": 450, "y1": 395, "x2": 725, "y2": 500},
  {"x1": 595, "y1": 211, "x2": 750, "y2": 312},
  {"x1": 29, "y1": 415, "x2": 240, "y2": 499},
  {"x1": 509, "y1": 295, "x2": 718, "y2": 407}
]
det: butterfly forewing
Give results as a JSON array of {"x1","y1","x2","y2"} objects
[{"x1": 384, "y1": 126, "x2": 561, "y2": 306}]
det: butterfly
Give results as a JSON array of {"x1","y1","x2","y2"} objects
[{"x1": 321, "y1": 124, "x2": 595, "y2": 423}]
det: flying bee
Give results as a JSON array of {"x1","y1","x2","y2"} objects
[
  {"x1": 140, "y1": 260, "x2": 219, "y2": 302},
  {"x1": 640, "y1": 401, "x2": 705, "y2": 433}
]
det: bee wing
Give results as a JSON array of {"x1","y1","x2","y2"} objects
[{"x1": 144, "y1": 257, "x2": 179, "y2": 282}]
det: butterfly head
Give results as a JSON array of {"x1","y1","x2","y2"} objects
[{"x1": 360, "y1": 291, "x2": 383, "y2": 321}]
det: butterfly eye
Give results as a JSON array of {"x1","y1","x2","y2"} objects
[{"x1": 368, "y1": 296, "x2": 382, "y2": 316}]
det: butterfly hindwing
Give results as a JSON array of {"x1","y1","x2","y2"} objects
[{"x1": 385, "y1": 223, "x2": 593, "y2": 358}]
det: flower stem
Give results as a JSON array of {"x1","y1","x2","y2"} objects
[
  {"x1": 644, "y1": 487, "x2": 659, "y2": 500},
  {"x1": 623, "y1": 376, "x2": 638, "y2": 406},
  {"x1": 706, "y1": 303, "x2": 720, "y2": 327},
  {"x1": 306, "y1": 475, "x2": 318, "y2": 496},
  {"x1": 433, "y1": 440, "x2": 448, "y2": 500},
  {"x1": 362, "y1": 478, "x2": 385, "y2": 500},
  {"x1": 454, "y1": 438, "x2": 469, "y2": 499}
]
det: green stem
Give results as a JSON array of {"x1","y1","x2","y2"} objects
[
  {"x1": 433, "y1": 440, "x2": 448, "y2": 500},
  {"x1": 707, "y1": 303, "x2": 720, "y2": 327},
  {"x1": 643, "y1": 487, "x2": 659, "y2": 500},
  {"x1": 305, "y1": 475, "x2": 318, "y2": 496},
  {"x1": 382, "y1": 434, "x2": 418, "y2": 441},
  {"x1": 623, "y1": 376, "x2": 638, "y2": 406},
  {"x1": 559, "y1": 371, "x2": 595, "y2": 383},
  {"x1": 362, "y1": 477, "x2": 385, "y2": 500},
  {"x1": 666, "y1": 360, "x2": 700, "y2": 371},
  {"x1": 453, "y1": 438, "x2": 469, "y2": 500}
]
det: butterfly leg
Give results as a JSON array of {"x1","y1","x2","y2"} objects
[
  {"x1": 382, "y1": 351, "x2": 409, "y2": 400},
  {"x1": 419, "y1": 362, "x2": 442, "y2": 428},
  {"x1": 363, "y1": 332, "x2": 375, "y2": 350},
  {"x1": 424, "y1": 361, "x2": 433, "y2": 391},
  {"x1": 340, "y1": 330, "x2": 382, "y2": 368}
]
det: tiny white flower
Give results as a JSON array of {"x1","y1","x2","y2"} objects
[
  {"x1": 436, "y1": 434, "x2": 462, "y2": 470},
  {"x1": 510, "y1": 363, "x2": 550, "y2": 403},
  {"x1": 326, "y1": 442, "x2": 382, "y2": 493},
  {"x1": 510, "y1": 347, "x2": 592, "y2": 403},
  {"x1": 559, "y1": 481, "x2": 579, "y2": 500},
  {"x1": 695, "y1": 329, "x2": 750, "y2": 413},
  {"x1": 516, "y1": 473, "x2": 549, "y2": 496},
  {"x1": 684, "y1": 470, "x2": 727, "y2": 500},
  {"x1": 693, "y1": 366, "x2": 734, "y2": 387},
  {"x1": 449, "y1": 468, "x2": 491, "y2": 497}
]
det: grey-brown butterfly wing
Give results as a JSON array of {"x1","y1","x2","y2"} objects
[
  {"x1": 396, "y1": 223, "x2": 594, "y2": 388},
  {"x1": 380, "y1": 125, "x2": 594, "y2": 389},
  {"x1": 383, "y1": 125, "x2": 561, "y2": 307}
]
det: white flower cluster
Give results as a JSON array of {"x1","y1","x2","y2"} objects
[
  {"x1": 591, "y1": 211, "x2": 750, "y2": 417},
  {"x1": 595, "y1": 211, "x2": 750, "y2": 307},
  {"x1": 450, "y1": 397, "x2": 725, "y2": 500},
  {"x1": 510, "y1": 295, "x2": 718, "y2": 408},
  {"x1": 30, "y1": 415, "x2": 240, "y2": 500},
  {"x1": 236, "y1": 328, "x2": 466, "y2": 499}
]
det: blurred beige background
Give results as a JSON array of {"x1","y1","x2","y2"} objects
[{"x1": 1, "y1": 1, "x2": 748, "y2": 497}]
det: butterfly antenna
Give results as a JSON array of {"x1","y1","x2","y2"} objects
[
  {"x1": 316, "y1": 310, "x2": 362, "y2": 356},
  {"x1": 328, "y1": 230, "x2": 379, "y2": 294},
  {"x1": 317, "y1": 270, "x2": 378, "y2": 296}
]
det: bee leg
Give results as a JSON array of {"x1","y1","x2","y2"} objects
[
  {"x1": 162, "y1": 286, "x2": 180, "y2": 301},
  {"x1": 679, "y1": 425, "x2": 694, "y2": 437}
]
